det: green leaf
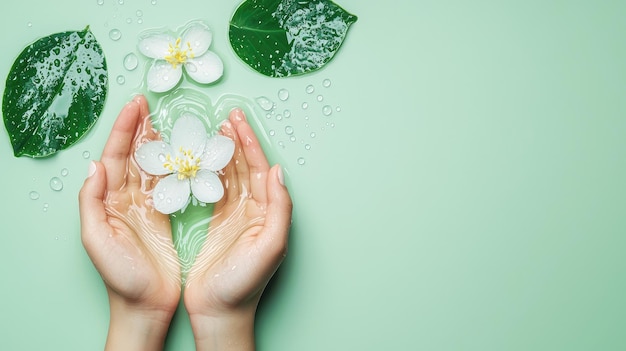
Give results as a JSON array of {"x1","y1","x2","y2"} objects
[
  {"x1": 229, "y1": 0, "x2": 357, "y2": 77},
  {"x1": 2, "y1": 26, "x2": 108, "y2": 158}
]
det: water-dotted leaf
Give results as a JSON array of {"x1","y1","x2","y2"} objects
[
  {"x1": 2, "y1": 26, "x2": 108, "y2": 158},
  {"x1": 229, "y1": 0, "x2": 357, "y2": 77}
]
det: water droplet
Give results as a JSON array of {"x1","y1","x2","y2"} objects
[
  {"x1": 158, "y1": 153, "x2": 166, "y2": 162},
  {"x1": 305, "y1": 85, "x2": 315, "y2": 94},
  {"x1": 118, "y1": 0, "x2": 124, "y2": 4},
  {"x1": 151, "y1": 0, "x2": 157, "y2": 4},
  {"x1": 278, "y1": 141, "x2": 285, "y2": 148},
  {"x1": 255, "y1": 96, "x2": 275, "y2": 111},
  {"x1": 29, "y1": 191, "x2": 40, "y2": 200},
  {"x1": 27, "y1": 22, "x2": 33, "y2": 27},
  {"x1": 186, "y1": 62, "x2": 198, "y2": 73},
  {"x1": 136, "y1": 10, "x2": 143, "y2": 17},
  {"x1": 290, "y1": 136, "x2": 297, "y2": 142},
  {"x1": 285, "y1": 126, "x2": 294, "y2": 135},
  {"x1": 276, "y1": 114, "x2": 283, "y2": 121},
  {"x1": 157, "y1": 192, "x2": 165, "y2": 200},
  {"x1": 305, "y1": 144, "x2": 312, "y2": 150},
  {"x1": 97, "y1": 0, "x2": 104, "y2": 5},
  {"x1": 283, "y1": 109, "x2": 291, "y2": 118},
  {"x1": 317, "y1": 95, "x2": 324, "y2": 102},
  {"x1": 336, "y1": 106, "x2": 342, "y2": 112},
  {"x1": 310, "y1": 132, "x2": 316, "y2": 138},
  {"x1": 137, "y1": 18, "x2": 143, "y2": 24},
  {"x1": 50, "y1": 177, "x2": 63, "y2": 191},
  {"x1": 109, "y1": 29, "x2": 122, "y2": 41},
  {"x1": 266, "y1": 113, "x2": 272, "y2": 119},
  {"x1": 43, "y1": 203, "x2": 49, "y2": 212},
  {"x1": 82, "y1": 151, "x2": 91, "y2": 159},
  {"x1": 126, "y1": 18, "x2": 133, "y2": 24},
  {"x1": 330, "y1": 123, "x2": 336, "y2": 128},
  {"x1": 123, "y1": 53, "x2": 138, "y2": 71},
  {"x1": 322, "y1": 105, "x2": 333, "y2": 116},
  {"x1": 297, "y1": 157, "x2": 306, "y2": 165},
  {"x1": 269, "y1": 130, "x2": 276, "y2": 136},
  {"x1": 116, "y1": 75, "x2": 125, "y2": 85},
  {"x1": 61, "y1": 168, "x2": 69, "y2": 177},
  {"x1": 301, "y1": 102, "x2": 309, "y2": 110},
  {"x1": 322, "y1": 79, "x2": 332, "y2": 88},
  {"x1": 278, "y1": 88, "x2": 289, "y2": 101}
]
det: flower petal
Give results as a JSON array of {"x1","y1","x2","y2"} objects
[
  {"x1": 135, "y1": 141, "x2": 174, "y2": 176},
  {"x1": 170, "y1": 113, "x2": 208, "y2": 156},
  {"x1": 199, "y1": 135, "x2": 235, "y2": 171},
  {"x1": 185, "y1": 51, "x2": 223, "y2": 85},
  {"x1": 191, "y1": 169, "x2": 224, "y2": 203},
  {"x1": 153, "y1": 174, "x2": 191, "y2": 214},
  {"x1": 138, "y1": 34, "x2": 176, "y2": 59},
  {"x1": 147, "y1": 60, "x2": 183, "y2": 93},
  {"x1": 182, "y1": 23, "x2": 212, "y2": 57}
]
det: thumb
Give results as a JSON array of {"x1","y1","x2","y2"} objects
[
  {"x1": 78, "y1": 161, "x2": 109, "y2": 247},
  {"x1": 260, "y1": 164, "x2": 293, "y2": 258}
]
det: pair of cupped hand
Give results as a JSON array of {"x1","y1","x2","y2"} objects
[{"x1": 78, "y1": 95, "x2": 292, "y2": 349}]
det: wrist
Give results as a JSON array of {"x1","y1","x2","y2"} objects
[
  {"x1": 188, "y1": 308, "x2": 256, "y2": 351},
  {"x1": 105, "y1": 294, "x2": 177, "y2": 351}
]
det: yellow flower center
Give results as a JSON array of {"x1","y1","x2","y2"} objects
[
  {"x1": 163, "y1": 147, "x2": 200, "y2": 180},
  {"x1": 164, "y1": 38, "x2": 195, "y2": 69}
]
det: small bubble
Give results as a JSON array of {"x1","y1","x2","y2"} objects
[
  {"x1": 50, "y1": 177, "x2": 63, "y2": 191},
  {"x1": 322, "y1": 105, "x2": 333, "y2": 116},
  {"x1": 266, "y1": 113, "x2": 272, "y2": 119},
  {"x1": 305, "y1": 144, "x2": 312, "y2": 150},
  {"x1": 109, "y1": 29, "x2": 122, "y2": 41},
  {"x1": 136, "y1": 10, "x2": 143, "y2": 17},
  {"x1": 278, "y1": 88, "x2": 289, "y2": 101},
  {"x1": 310, "y1": 132, "x2": 316, "y2": 138},
  {"x1": 61, "y1": 168, "x2": 69, "y2": 177},
  {"x1": 305, "y1": 85, "x2": 315, "y2": 94},
  {"x1": 29, "y1": 191, "x2": 40, "y2": 200},
  {"x1": 186, "y1": 62, "x2": 198, "y2": 73},
  {"x1": 137, "y1": 18, "x2": 143, "y2": 24},
  {"x1": 256, "y1": 96, "x2": 275, "y2": 111},
  {"x1": 97, "y1": 0, "x2": 104, "y2": 5},
  {"x1": 283, "y1": 109, "x2": 291, "y2": 118},
  {"x1": 301, "y1": 102, "x2": 309, "y2": 110},
  {"x1": 43, "y1": 203, "x2": 49, "y2": 212},
  {"x1": 290, "y1": 136, "x2": 297, "y2": 142},
  {"x1": 118, "y1": 0, "x2": 124, "y2": 4},
  {"x1": 27, "y1": 22, "x2": 33, "y2": 27},
  {"x1": 323, "y1": 79, "x2": 332, "y2": 88},
  {"x1": 123, "y1": 53, "x2": 138, "y2": 71},
  {"x1": 126, "y1": 18, "x2": 133, "y2": 24},
  {"x1": 278, "y1": 141, "x2": 285, "y2": 148},
  {"x1": 151, "y1": 0, "x2": 157, "y2": 4},
  {"x1": 276, "y1": 114, "x2": 283, "y2": 121},
  {"x1": 336, "y1": 106, "x2": 342, "y2": 112},
  {"x1": 317, "y1": 95, "x2": 324, "y2": 102},
  {"x1": 116, "y1": 75, "x2": 126, "y2": 85},
  {"x1": 269, "y1": 130, "x2": 276, "y2": 136},
  {"x1": 82, "y1": 151, "x2": 91, "y2": 159},
  {"x1": 285, "y1": 126, "x2": 294, "y2": 135},
  {"x1": 297, "y1": 157, "x2": 306, "y2": 165}
]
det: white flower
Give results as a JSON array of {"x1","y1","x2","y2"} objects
[
  {"x1": 135, "y1": 113, "x2": 234, "y2": 214},
  {"x1": 138, "y1": 22, "x2": 224, "y2": 93}
]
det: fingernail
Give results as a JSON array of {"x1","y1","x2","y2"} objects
[
  {"x1": 231, "y1": 108, "x2": 246, "y2": 121},
  {"x1": 277, "y1": 165, "x2": 285, "y2": 186},
  {"x1": 87, "y1": 161, "x2": 97, "y2": 178}
]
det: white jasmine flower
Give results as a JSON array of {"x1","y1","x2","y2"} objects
[
  {"x1": 138, "y1": 22, "x2": 224, "y2": 93},
  {"x1": 135, "y1": 113, "x2": 234, "y2": 214}
]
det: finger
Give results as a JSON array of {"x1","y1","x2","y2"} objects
[
  {"x1": 78, "y1": 161, "x2": 112, "y2": 253},
  {"x1": 257, "y1": 165, "x2": 293, "y2": 263},
  {"x1": 219, "y1": 120, "x2": 240, "y2": 203},
  {"x1": 230, "y1": 108, "x2": 270, "y2": 203},
  {"x1": 128, "y1": 95, "x2": 159, "y2": 189},
  {"x1": 101, "y1": 99, "x2": 142, "y2": 191}
]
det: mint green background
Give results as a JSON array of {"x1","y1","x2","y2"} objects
[{"x1": 1, "y1": 1, "x2": 625, "y2": 350}]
